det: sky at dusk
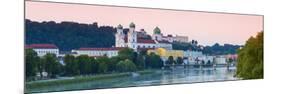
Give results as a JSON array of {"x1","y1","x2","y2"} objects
[{"x1": 25, "y1": 1, "x2": 263, "y2": 46}]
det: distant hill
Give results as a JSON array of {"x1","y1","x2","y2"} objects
[
  {"x1": 202, "y1": 43, "x2": 241, "y2": 55},
  {"x1": 25, "y1": 19, "x2": 116, "y2": 51},
  {"x1": 25, "y1": 19, "x2": 241, "y2": 55},
  {"x1": 172, "y1": 42, "x2": 241, "y2": 55}
]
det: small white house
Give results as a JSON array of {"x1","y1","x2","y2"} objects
[{"x1": 214, "y1": 56, "x2": 227, "y2": 64}]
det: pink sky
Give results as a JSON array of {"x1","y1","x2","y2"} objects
[{"x1": 25, "y1": 1, "x2": 263, "y2": 46}]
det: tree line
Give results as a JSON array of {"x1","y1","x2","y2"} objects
[
  {"x1": 25, "y1": 19, "x2": 116, "y2": 51},
  {"x1": 202, "y1": 43, "x2": 241, "y2": 55},
  {"x1": 25, "y1": 48, "x2": 165, "y2": 81},
  {"x1": 236, "y1": 32, "x2": 263, "y2": 79},
  {"x1": 172, "y1": 41, "x2": 241, "y2": 55},
  {"x1": 26, "y1": 19, "x2": 240, "y2": 55}
]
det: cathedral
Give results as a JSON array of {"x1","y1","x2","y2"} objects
[{"x1": 115, "y1": 22, "x2": 173, "y2": 51}]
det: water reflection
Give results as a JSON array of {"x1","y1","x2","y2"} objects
[{"x1": 29, "y1": 66, "x2": 237, "y2": 93}]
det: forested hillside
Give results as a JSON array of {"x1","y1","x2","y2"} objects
[
  {"x1": 25, "y1": 19, "x2": 241, "y2": 55},
  {"x1": 25, "y1": 19, "x2": 117, "y2": 51},
  {"x1": 202, "y1": 43, "x2": 241, "y2": 55}
]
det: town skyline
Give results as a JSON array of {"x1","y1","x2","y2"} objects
[{"x1": 26, "y1": 1, "x2": 263, "y2": 46}]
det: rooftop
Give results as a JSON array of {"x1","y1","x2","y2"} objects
[
  {"x1": 26, "y1": 44, "x2": 58, "y2": 49},
  {"x1": 137, "y1": 39, "x2": 156, "y2": 44},
  {"x1": 157, "y1": 40, "x2": 171, "y2": 44},
  {"x1": 77, "y1": 47, "x2": 125, "y2": 51}
]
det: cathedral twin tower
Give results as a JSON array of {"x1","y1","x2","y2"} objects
[{"x1": 115, "y1": 22, "x2": 138, "y2": 50}]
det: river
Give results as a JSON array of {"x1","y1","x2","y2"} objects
[{"x1": 28, "y1": 66, "x2": 237, "y2": 93}]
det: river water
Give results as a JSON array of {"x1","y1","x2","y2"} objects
[{"x1": 29, "y1": 66, "x2": 238, "y2": 93}]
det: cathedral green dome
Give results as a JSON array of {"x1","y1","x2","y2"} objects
[
  {"x1": 129, "y1": 22, "x2": 135, "y2": 28},
  {"x1": 153, "y1": 26, "x2": 161, "y2": 34},
  {"x1": 117, "y1": 24, "x2": 123, "y2": 29}
]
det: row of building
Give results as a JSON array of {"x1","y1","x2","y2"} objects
[
  {"x1": 26, "y1": 22, "x2": 237, "y2": 65},
  {"x1": 25, "y1": 43, "x2": 237, "y2": 65}
]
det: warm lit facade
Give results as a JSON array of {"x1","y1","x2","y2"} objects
[{"x1": 147, "y1": 48, "x2": 184, "y2": 61}]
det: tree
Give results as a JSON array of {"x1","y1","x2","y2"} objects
[
  {"x1": 207, "y1": 60, "x2": 211, "y2": 65},
  {"x1": 118, "y1": 47, "x2": 134, "y2": 61},
  {"x1": 37, "y1": 57, "x2": 45, "y2": 78},
  {"x1": 167, "y1": 56, "x2": 174, "y2": 65},
  {"x1": 25, "y1": 49, "x2": 39, "y2": 79},
  {"x1": 116, "y1": 59, "x2": 137, "y2": 72},
  {"x1": 43, "y1": 53, "x2": 61, "y2": 78},
  {"x1": 64, "y1": 54, "x2": 79, "y2": 76},
  {"x1": 98, "y1": 62, "x2": 108, "y2": 73},
  {"x1": 76, "y1": 55, "x2": 92, "y2": 75},
  {"x1": 176, "y1": 57, "x2": 183, "y2": 65},
  {"x1": 226, "y1": 58, "x2": 233, "y2": 69},
  {"x1": 136, "y1": 54, "x2": 145, "y2": 69},
  {"x1": 132, "y1": 52, "x2": 138, "y2": 65},
  {"x1": 145, "y1": 53, "x2": 163, "y2": 69},
  {"x1": 236, "y1": 32, "x2": 263, "y2": 79},
  {"x1": 96, "y1": 57, "x2": 110, "y2": 73},
  {"x1": 108, "y1": 56, "x2": 120, "y2": 72},
  {"x1": 90, "y1": 57, "x2": 98, "y2": 74}
]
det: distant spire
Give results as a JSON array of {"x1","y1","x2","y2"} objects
[
  {"x1": 129, "y1": 22, "x2": 135, "y2": 28},
  {"x1": 153, "y1": 26, "x2": 161, "y2": 34},
  {"x1": 117, "y1": 24, "x2": 123, "y2": 29}
]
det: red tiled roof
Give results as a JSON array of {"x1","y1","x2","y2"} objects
[
  {"x1": 137, "y1": 39, "x2": 156, "y2": 44},
  {"x1": 78, "y1": 47, "x2": 125, "y2": 51},
  {"x1": 157, "y1": 40, "x2": 171, "y2": 44},
  {"x1": 124, "y1": 35, "x2": 155, "y2": 44},
  {"x1": 26, "y1": 44, "x2": 58, "y2": 49},
  {"x1": 167, "y1": 34, "x2": 173, "y2": 37}
]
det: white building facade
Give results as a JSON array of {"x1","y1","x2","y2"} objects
[
  {"x1": 174, "y1": 35, "x2": 189, "y2": 43},
  {"x1": 214, "y1": 56, "x2": 227, "y2": 64},
  {"x1": 71, "y1": 47, "x2": 122, "y2": 58},
  {"x1": 26, "y1": 44, "x2": 59, "y2": 57},
  {"x1": 115, "y1": 23, "x2": 173, "y2": 51}
]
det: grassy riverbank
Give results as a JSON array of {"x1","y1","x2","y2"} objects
[{"x1": 26, "y1": 69, "x2": 155, "y2": 92}]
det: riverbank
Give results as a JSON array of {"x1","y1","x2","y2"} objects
[{"x1": 26, "y1": 69, "x2": 155, "y2": 92}]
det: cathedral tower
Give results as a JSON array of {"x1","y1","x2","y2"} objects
[
  {"x1": 115, "y1": 24, "x2": 125, "y2": 47},
  {"x1": 127, "y1": 22, "x2": 137, "y2": 50},
  {"x1": 152, "y1": 26, "x2": 162, "y2": 41}
]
